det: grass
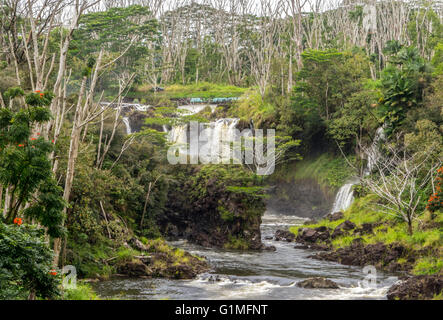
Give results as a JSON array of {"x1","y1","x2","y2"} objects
[
  {"x1": 63, "y1": 283, "x2": 99, "y2": 300},
  {"x1": 116, "y1": 247, "x2": 139, "y2": 264},
  {"x1": 134, "y1": 82, "x2": 248, "y2": 100},
  {"x1": 413, "y1": 257, "x2": 443, "y2": 275},
  {"x1": 274, "y1": 153, "x2": 356, "y2": 191}
]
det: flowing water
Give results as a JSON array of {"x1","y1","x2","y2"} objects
[
  {"x1": 122, "y1": 117, "x2": 132, "y2": 135},
  {"x1": 330, "y1": 127, "x2": 386, "y2": 213},
  {"x1": 92, "y1": 213, "x2": 397, "y2": 300}
]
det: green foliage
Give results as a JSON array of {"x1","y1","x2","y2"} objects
[
  {"x1": 63, "y1": 283, "x2": 99, "y2": 300},
  {"x1": 378, "y1": 46, "x2": 431, "y2": 135},
  {"x1": 412, "y1": 257, "x2": 443, "y2": 275},
  {"x1": 139, "y1": 82, "x2": 247, "y2": 99},
  {"x1": 328, "y1": 82, "x2": 381, "y2": 150},
  {"x1": 224, "y1": 236, "x2": 249, "y2": 250},
  {"x1": 292, "y1": 154, "x2": 356, "y2": 190},
  {"x1": 287, "y1": 49, "x2": 370, "y2": 152},
  {"x1": 0, "y1": 222, "x2": 61, "y2": 299}
]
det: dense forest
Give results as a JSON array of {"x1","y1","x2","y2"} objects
[{"x1": 0, "y1": 0, "x2": 442, "y2": 301}]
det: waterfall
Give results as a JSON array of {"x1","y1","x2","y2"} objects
[
  {"x1": 122, "y1": 117, "x2": 132, "y2": 135},
  {"x1": 166, "y1": 118, "x2": 239, "y2": 162},
  {"x1": 330, "y1": 127, "x2": 385, "y2": 213},
  {"x1": 364, "y1": 126, "x2": 385, "y2": 176},
  {"x1": 330, "y1": 178, "x2": 360, "y2": 213}
]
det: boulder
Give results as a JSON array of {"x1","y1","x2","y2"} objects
[
  {"x1": 387, "y1": 275, "x2": 443, "y2": 300},
  {"x1": 327, "y1": 212, "x2": 344, "y2": 221},
  {"x1": 264, "y1": 245, "x2": 277, "y2": 251},
  {"x1": 117, "y1": 260, "x2": 151, "y2": 277},
  {"x1": 297, "y1": 277, "x2": 339, "y2": 289},
  {"x1": 297, "y1": 226, "x2": 330, "y2": 243},
  {"x1": 353, "y1": 223, "x2": 374, "y2": 236},
  {"x1": 332, "y1": 220, "x2": 356, "y2": 238},
  {"x1": 274, "y1": 229, "x2": 296, "y2": 242},
  {"x1": 336, "y1": 220, "x2": 356, "y2": 231}
]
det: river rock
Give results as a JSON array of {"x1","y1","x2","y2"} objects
[
  {"x1": 311, "y1": 242, "x2": 412, "y2": 272},
  {"x1": 274, "y1": 229, "x2": 296, "y2": 242},
  {"x1": 264, "y1": 245, "x2": 277, "y2": 251},
  {"x1": 336, "y1": 220, "x2": 356, "y2": 231},
  {"x1": 387, "y1": 275, "x2": 443, "y2": 300},
  {"x1": 297, "y1": 226, "x2": 330, "y2": 243},
  {"x1": 117, "y1": 260, "x2": 151, "y2": 277},
  {"x1": 332, "y1": 220, "x2": 356, "y2": 238},
  {"x1": 327, "y1": 211, "x2": 344, "y2": 221},
  {"x1": 297, "y1": 277, "x2": 339, "y2": 289}
]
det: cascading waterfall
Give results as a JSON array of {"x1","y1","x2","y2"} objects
[
  {"x1": 330, "y1": 127, "x2": 385, "y2": 213},
  {"x1": 122, "y1": 117, "x2": 132, "y2": 135},
  {"x1": 166, "y1": 118, "x2": 239, "y2": 161}
]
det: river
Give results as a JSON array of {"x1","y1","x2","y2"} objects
[{"x1": 92, "y1": 212, "x2": 398, "y2": 300}]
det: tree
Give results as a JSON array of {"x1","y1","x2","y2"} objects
[
  {"x1": 362, "y1": 138, "x2": 441, "y2": 235},
  {"x1": 378, "y1": 46, "x2": 431, "y2": 136}
]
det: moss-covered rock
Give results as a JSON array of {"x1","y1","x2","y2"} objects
[{"x1": 159, "y1": 165, "x2": 267, "y2": 250}]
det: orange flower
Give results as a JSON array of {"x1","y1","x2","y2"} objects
[
  {"x1": 18, "y1": 144, "x2": 24, "y2": 147},
  {"x1": 13, "y1": 218, "x2": 23, "y2": 225},
  {"x1": 36, "y1": 132, "x2": 40, "y2": 136},
  {"x1": 49, "y1": 269, "x2": 57, "y2": 276},
  {"x1": 30, "y1": 137, "x2": 36, "y2": 140},
  {"x1": 40, "y1": 93, "x2": 44, "y2": 97},
  {"x1": 35, "y1": 90, "x2": 40, "y2": 93},
  {"x1": 52, "y1": 139, "x2": 55, "y2": 144}
]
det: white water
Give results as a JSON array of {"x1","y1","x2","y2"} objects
[
  {"x1": 122, "y1": 117, "x2": 132, "y2": 135},
  {"x1": 101, "y1": 102, "x2": 151, "y2": 112},
  {"x1": 166, "y1": 118, "x2": 240, "y2": 163},
  {"x1": 92, "y1": 212, "x2": 397, "y2": 300},
  {"x1": 330, "y1": 178, "x2": 360, "y2": 213},
  {"x1": 330, "y1": 127, "x2": 385, "y2": 213}
]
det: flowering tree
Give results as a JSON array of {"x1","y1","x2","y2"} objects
[
  {"x1": 0, "y1": 88, "x2": 65, "y2": 237},
  {"x1": 426, "y1": 166, "x2": 443, "y2": 212}
]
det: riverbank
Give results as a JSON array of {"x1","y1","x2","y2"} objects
[
  {"x1": 88, "y1": 213, "x2": 398, "y2": 300},
  {"x1": 289, "y1": 194, "x2": 443, "y2": 300}
]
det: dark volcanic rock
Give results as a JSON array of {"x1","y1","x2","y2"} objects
[
  {"x1": 311, "y1": 242, "x2": 412, "y2": 272},
  {"x1": 327, "y1": 211, "x2": 344, "y2": 221},
  {"x1": 274, "y1": 229, "x2": 296, "y2": 242},
  {"x1": 297, "y1": 277, "x2": 339, "y2": 289},
  {"x1": 387, "y1": 275, "x2": 443, "y2": 300},
  {"x1": 336, "y1": 220, "x2": 356, "y2": 231},
  {"x1": 117, "y1": 260, "x2": 151, "y2": 277},
  {"x1": 331, "y1": 220, "x2": 356, "y2": 238},
  {"x1": 297, "y1": 226, "x2": 330, "y2": 243},
  {"x1": 158, "y1": 166, "x2": 266, "y2": 250}
]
